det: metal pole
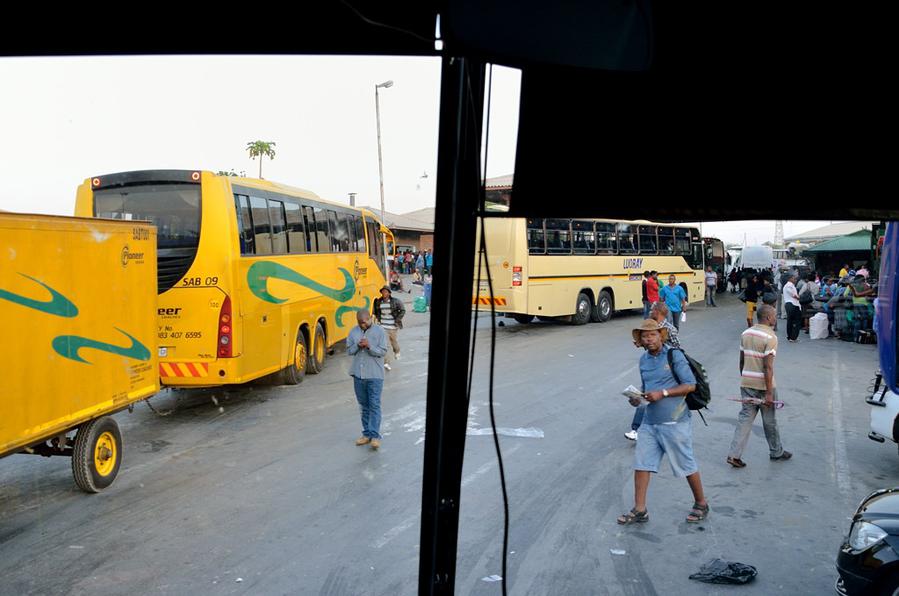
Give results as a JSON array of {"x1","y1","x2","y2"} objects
[{"x1": 375, "y1": 85, "x2": 388, "y2": 274}]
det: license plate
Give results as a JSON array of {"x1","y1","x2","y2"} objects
[
  {"x1": 479, "y1": 281, "x2": 489, "y2": 290},
  {"x1": 158, "y1": 347, "x2": 168, "y2": 358}
]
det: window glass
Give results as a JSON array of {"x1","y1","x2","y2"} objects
[
  {"x1": 269, "y1": 200, "x2": 287, "y2": 254},
  {"x1": 527, "y1": 218, "x2": 546, "y2": 254},
  {"x1": 675, "y1": 228, "x2": 692, "y2": 255},
  {"x1": 327, "y1": 210, "x2": 349, "y2": 252},
  {"x1": 354, "y1": 216, "x2": 366, "y2": 252},
  {"x1": 545, "y1": 219, "x2": 572, "y2": 254},
  {"x1": 284, "y1": 202, "x2": 306, "y2": 254},
  {"x1": 638, "y1": 225, "x2": 658, "y2": 255},
  {"x1": 313, "y1": 206, "x2": 330, "y2": 252},
  {"x1": 617, "y1": 223, "x2": 637, "y2": 254},
  {"x1": 572, "y1": 220, "x2": 595, "y2": 254},
  {"x1": 595, "y1": 222, "x2": 616, "y2": 253},
  {"x1": 94, "y1": 183, "x2": 200, "y2": 250},
  {"x1": 658, "y1": 227, "x2": 675, "y2": 254},
  {"x1": 250, "y1": 196, "x2": 272, "y2": 255},
  {"x1": 303, "y1": 206, "x2": 317, "y2": 252},
  {"x1": 344, "y1": 214, "x2": 356, "y2": 252},
  {"x1": 235, "y1": 195, "x2": 255, "y2": 255}
]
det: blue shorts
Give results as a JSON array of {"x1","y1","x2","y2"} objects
[{"x1": 634, "y1": 420, "x2": 699, "y2": 477}]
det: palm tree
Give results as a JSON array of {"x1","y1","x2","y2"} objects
[{"x1": 246, "y1": 141, "x2": 277, "y2": 179}]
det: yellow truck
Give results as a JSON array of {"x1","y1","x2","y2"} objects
[{"x1": 0, "y1": 213, "x2": 158, "y2": 492}]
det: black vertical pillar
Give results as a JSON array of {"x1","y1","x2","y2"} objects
[{"x1": 418, "y1": 55, "x2": 485, "y2": 595}]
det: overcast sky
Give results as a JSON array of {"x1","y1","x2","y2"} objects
[{"x1": 0, "y1": 55, "x2": 848, "y2": 245}]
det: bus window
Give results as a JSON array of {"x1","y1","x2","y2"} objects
[
  {"x1": 269, "y1": 200, "x2": 288, "y2": 254},
  {"x1": 328, "y1": 210, "x2": 349, "y2": 252},
  {"x1": 527, "y1": 218, "x2": 546, "y2": 254},
  {"x1": 638, "y1": 225, "x2": 658, "y2": 255},
  {"x1": 617, "y1": 223, "x2": 637, "y2": 255},
  {"x1": 250, "y1": 196, "x2": 273, "y2": 255},
  {"x1": 366, "y1": 217, "x2": 386, "y2": 277},
  {"x1": 344, "y1": 213, "x2": 356, "y2": 252},
  {"x1": 658, "y1": 227, "x2": 675, "y2": 254},
  {"x1": 675, "y1": 228, "x2": 691, "y2": 255},
  {"x1": 354, "y1": 216, "x2": 366, "y2": 252},
  {"x1": 545, "y1": 219, "x2": 572, "y2": 254},
  {"x1": 572, "y1": 220, "x2": 595, "y2": 254},
  {"x1": 302, "y1": 205, "x2": 317, "y2": 252},
  {"x1": 313, "y1": 206, "x2": 330, "y2": 252},
  {"x1": 595, "y1": 222, "x2": 616, "y2": 254},
  {"x1": 284, "y1": 201, "x2": 306, "y2": 254},
  {"x1": 235, "y1": 195, "x2": 255, "y2": 255}
]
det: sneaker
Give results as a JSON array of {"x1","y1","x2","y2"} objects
[
  {"x1": 624, "y1": 430, "x2": 638, "y2": 441},
  {"x1": 384, "y1": 363, "x2": 392, "y2": 371},
  {"x1": 355, "y1": 436, "x2": 371, "y2": 446},
  {"x1": 370, "y1": 439, "x2": 381, "y2": 450},
  {"x1": 395, "y1": 353, "x2": 401, "y2": 360},
  {"x1": 770, "y1": 451, "x2": 792, "y2": 461}
]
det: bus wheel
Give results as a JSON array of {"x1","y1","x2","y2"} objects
[
  {"x1": 593, "y1": 290, "x2": 613, "y2": 323},
  {"x1": 513, "y1": 314, "x2": 534, "y2": 324},
  {"x1": 572, "y1": 293, "x2": 592, "y2": 325},
  {"x1": 308, "y1": 323, "x2": 326, "y2": 375},
  {"x1": 281, "y1": 329, "x2": 308, "y2": 385},
  {"x1": 72, "y1": 416, "x2": 122, "y2": 493}
]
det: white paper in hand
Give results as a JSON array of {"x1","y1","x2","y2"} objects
[
  {"x1": 622, "y1": 385, "x2": 646, "y2": 405},
  {"x1": 680, "y1": 312, "x2": 687, "y2": 323}
]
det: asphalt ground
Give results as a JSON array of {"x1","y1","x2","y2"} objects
[{"x1": 0, "y1": 291, "x2": 890, "y2": 595}]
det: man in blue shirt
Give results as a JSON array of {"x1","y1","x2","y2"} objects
[
  {"x1": 618, "y1": 319, "x2": 709, "y2": 525},
  {"x1": 659, "y1": 274, "x2": 688, "y2": 330},
  {"x1": 347, "y1": 309, "x2": 390, "y2": 450}
]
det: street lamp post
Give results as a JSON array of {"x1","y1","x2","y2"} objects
[{"x1": 375, "y1": 80, "x2": 393, "y2": 273}]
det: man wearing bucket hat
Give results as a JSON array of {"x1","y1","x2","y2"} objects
[
  {"x1": 372, "y1": 285, "x2": 405, "y2": 371},
  {"x1": 618, "y1": 319, "x2": 710, "y2": 525}
]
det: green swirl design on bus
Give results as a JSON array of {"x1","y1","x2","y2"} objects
[
  {"x1": 52, "y1": 328, "x2": 152, "y2": 364},
  {"x1": 335, "y1": 296, "x2": 371, "y2": 328},
  {"x1": 247, "y1": 261, "x2": 356, "y2": 304},
  {"x1": 0, "y1": 274, "x2": 79, "y2": 317}
]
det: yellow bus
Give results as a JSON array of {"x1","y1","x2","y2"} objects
[
  {"x1": 473, "y1": 218, "x2": 706, "y2": 324},
  {"x1": 75, "y1": 170, "x2": 391, "y2": 387}
]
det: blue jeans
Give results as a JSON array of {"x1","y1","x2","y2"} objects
[
  {"x1": 642, "y1": 300, "x2": 651, "y2": 318},
  {"x1": 424, "y1": 282, "x2": 432, "y2": 307},
  {"x1": 353, "y1": 377, "x2": 383, "y2": 439},
  {"x1": 631, "y1": 404, "x2": 646, "y2": 431},
  {"x1": 667, "y1": 309, "x2": 682, "y2": 330}
]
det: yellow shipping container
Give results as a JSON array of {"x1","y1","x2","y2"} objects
[{"x1": 0, "y1": 213, "x2": 158, "y2": 492}]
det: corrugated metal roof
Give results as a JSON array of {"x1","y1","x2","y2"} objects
[
  {"x1": 358, "y1": 206, "x2": 434, "y2": 232},
  {"x1": 784, "y1": 221, "x2": 876, "y2": 242},
  {"x1": 803, "y1": 229, "x2": 871, "y2": 253}
]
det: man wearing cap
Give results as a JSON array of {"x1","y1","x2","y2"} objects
[
  {"x1": 372, "y1": 285, "x2": 405, "y2": 371},
  {"x1": 618, "y1": 319, "x2": 709, "y2": 525}
]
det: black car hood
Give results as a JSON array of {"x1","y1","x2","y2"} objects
[{"x1": 857, "y1": 489, "x2": 899, "y2": 535}]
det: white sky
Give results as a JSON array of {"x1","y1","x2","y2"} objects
[{"x1": 0, "y1": 55, "x2": 857, "y2": 244}]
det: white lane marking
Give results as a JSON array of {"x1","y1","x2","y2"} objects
[
  {"x1": 608, "y1": 365, "x2": 638, "y2": 386},
  {"x1": 461, "y1": 444, "x2": 522, "y2": 488},
  {"x1": 832, "y1": 351, "x2": 852, "y2": 498}
]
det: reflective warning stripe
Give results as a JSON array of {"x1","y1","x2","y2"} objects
[
  {"x1": 471, "y1": 297, "x2": 508, "y2": 306},
  {"x1": 159, "y1": 362, "x2": 209, "y2": 378}
]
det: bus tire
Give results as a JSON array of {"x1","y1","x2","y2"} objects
[
  {"x1": 308, "y1": 322, "x2": 327, "y2": 375},
  {"x1": 513, "y1": 314, "x2": 534, "y2": 324},
  {"x1": 594, "y1": 290, "x2": 613, "y2": 323},
  {"x1": 281, "y1": 329, "x2": 308, "y2": 385},
  {"x1": 572, "y1": 293, "x2": 592, "y2": 325},
  {"x1": 72, "y1": 416, "x2": 122, "y2": 493}
]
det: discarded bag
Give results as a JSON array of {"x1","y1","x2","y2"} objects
[
  {"x1": 413, "y1": 296, "x2": 428, "y2": 313},
  {"x1": 688, "y1": 559, "x2": 757, "y2": 585}
]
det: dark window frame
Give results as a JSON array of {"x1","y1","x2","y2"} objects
[
  {"x1": 595, "y1": 221, "x2": 617, "y2": 254},
  {"x1": 527, "y1": 218, "x2": 546, "y2": 255},
  {"x1": 638, "y1": 224, "x2": 658, "y2": 255},
  {"x1": 572, "y1": 220, "x2": 596, "y2": 254},
  {"x1": 617, "y1": 223, "x2": 638, "y2": 255},
  {"x1": 545, "y1": 218, "x2": 573, "y2": 255},
  {"x1": 250, "y1": 195, "x2": 274, "y2": 255}
]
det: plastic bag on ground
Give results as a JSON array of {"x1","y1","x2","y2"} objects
[
  {"x1": 413, "y1": 296, "x2": 428, "y2": 313},
  {"x1": 810, "y1": 312, "x2": 829, "y2": 340},
  {"x1": 688, "y1": 559, "x2": 757, "y2": 585}
]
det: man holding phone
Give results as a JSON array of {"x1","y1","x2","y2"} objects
[{"x1": 347, "y1": 309, "x2": 389, "y2": 450}]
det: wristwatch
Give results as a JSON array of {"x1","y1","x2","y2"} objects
[{"x1": 662, "y1": 389, "x2": 670, "y2": 397}]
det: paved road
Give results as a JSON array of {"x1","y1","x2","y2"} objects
[{"x1": 0, "y1": 293, "x2": 891, "y2": 595}]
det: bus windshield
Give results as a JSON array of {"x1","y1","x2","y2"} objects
[{"x1": 94, "y1": 184, "x2": 201, "y2": 249}]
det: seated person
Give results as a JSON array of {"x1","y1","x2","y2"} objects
[
  {"x1": 412, "y1": 268, "x2": 424, "y2": 285},
  {"x1": 389, "y1": 270, "x2": 405, "y2": 293}
]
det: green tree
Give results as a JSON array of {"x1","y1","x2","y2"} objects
[{"x1": 246, "y1": 140, "x2": 276, "y2": 179}]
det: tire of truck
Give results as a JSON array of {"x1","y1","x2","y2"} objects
[
  {"x1": 72, "y1": 416, "x2": 122, "y2": 493},
  {"x1": 308, "y1": 322, "x2": 327, "y2": 374},
  {"x1": 593, "y1": 290, "x2": 613, "y2": 323},
  {"x1": 281, "y1": 328, "x2": 308, "y2": 385},
  {"x1": 572, "y1": 293, "x2": 592, "y2": 325},
  {"x1": 513, "y1": 314, "x2": 534, "y2": 324}
]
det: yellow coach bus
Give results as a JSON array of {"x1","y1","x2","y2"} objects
[
  {"x1": 75, "y1": 170, "x2": 390, "y2": 387},
  {"x1": 473, "y1": 218, "x2": 705, "y2": 324}
]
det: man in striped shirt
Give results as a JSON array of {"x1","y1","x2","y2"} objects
[{"x1": 726, "y1": 305, "x2": 791, "y2": 467}]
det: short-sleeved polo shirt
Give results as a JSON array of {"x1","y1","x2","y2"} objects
[{"x1": 740, "y1": 324, "x2": 777, "y2": 390}]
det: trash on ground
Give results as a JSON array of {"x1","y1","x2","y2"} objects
[
  {"x1": 235, "y1": 578, "x2": 243, "y2": 583},
  {"x1": 688, "y1": 559, "x2": 757, "y2": 585},
  {"x1": 610, "y1": 549, "x2": 627, "y2": 556},
  {"x1": 481, "y1": 575, "x2": 503, "y2": 582},
  {"x1": 467, "y1": 427, "x2": 544, "y2": 438}
]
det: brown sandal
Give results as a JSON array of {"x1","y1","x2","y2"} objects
[
  {"x1": 686, "y1": 502, "x2": 709, "y2": 523},
  {"x1": 727, "y1": 457, "x2": 747, "y2": 468},
  {"x1": 617, "y1": 508, "x2": 649, "y2": 524}
]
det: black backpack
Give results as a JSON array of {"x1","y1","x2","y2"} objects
[{"x1": 667, "y1": 348, "x2": 712, "y2": 424}]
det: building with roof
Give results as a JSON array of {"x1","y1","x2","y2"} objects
[
  {"x1": 803, "y1": 229, "x2": 874, "y2": 276},
  {"x1": 784, "y1": 221, "x2": 877, "y2": 245},
  {"x1": 360, "y1": 206, "x2": 434, "y2": 252},
  {"x1": 485, "y1": 174, "x2": 513, "y2": 209}
]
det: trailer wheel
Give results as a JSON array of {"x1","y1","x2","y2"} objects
[
  {"x1": 281, "y1": 329, "x2": 308, "y2": 385},
  {"x1": 308, "y1": 322, "x2": 327, "y2": 374},
  {"x1": 72, "y1": 416, "x2": 122, "y2": 493}
]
